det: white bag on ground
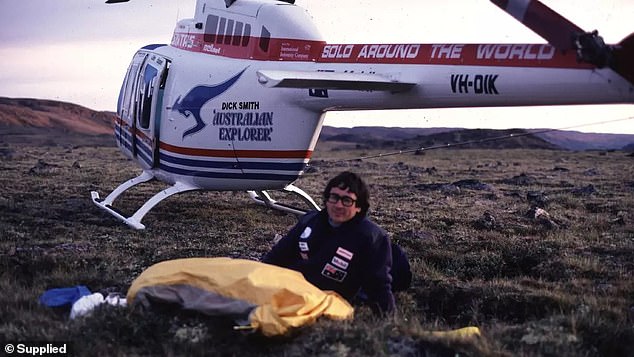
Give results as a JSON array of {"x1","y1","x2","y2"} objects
[{"x1": 70, "y1": 293, "x2": 104, "y2": 319}]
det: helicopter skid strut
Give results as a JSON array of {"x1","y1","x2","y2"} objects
[
  {"x1": 248, "y1": 184, "x2": 321, "y2": 216},
  {"x1": 90, "y1": 170, "x2": 198, "y2": 230},
  {"x1": 92, "y1": 172, "x2": 320, "y2": 229}
]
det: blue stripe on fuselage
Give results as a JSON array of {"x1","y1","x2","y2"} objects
[
  {"x1": 160, "y1": 152, "x2": 306, "y2": 171},
  {"x1": 158, "y1": 163, "x2": 300, "y2": 181}
]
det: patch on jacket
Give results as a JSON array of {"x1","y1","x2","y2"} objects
[
  {"x1": 322, "y1": 263, "x2": 347, "y2": 282},
  {"x1": 300, "y1": 227, "x2": 312, "y2": 239},
  {"x1": 336, "y1": 247, "x2": 353, "y2": 260},
  {"x1": 331, "y1": 256, "x2": 349, "y2": 269}
]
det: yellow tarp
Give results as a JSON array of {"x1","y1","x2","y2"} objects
[{"x1": 127, "y1": 257, "x2": 354, "y2": 336}]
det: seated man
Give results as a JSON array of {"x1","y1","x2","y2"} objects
[{"x1": 263, "y1": 171, "x2": 408, "y2": 314}]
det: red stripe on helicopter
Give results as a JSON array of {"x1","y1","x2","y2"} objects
[
  {"x1": 159, "y1": 141, "x2": 312, "y2": 160},
  {"x1": 171, "y1": 31, "x2": 325, "y2": 62},
  {"x1": 171, "y1": 31, "x2": 592, "y2": 69},
  {"x1": 317, "y1": 43, "x2": 592, "y2": 68},
  {"x1": 114, "y1": 117, "x2": 153, "y2": 144}
]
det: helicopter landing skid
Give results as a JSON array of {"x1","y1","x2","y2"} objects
[
  {"x1": 90, "y1": 170, "x2": 198, "y2": 230},
  {"x1": 247, "y1": 184, "x2": 321, "y2": 216}
]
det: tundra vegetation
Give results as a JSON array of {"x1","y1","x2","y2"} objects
[{"x1": 1, "y1": 141, "x2": 632, "y2": 356}]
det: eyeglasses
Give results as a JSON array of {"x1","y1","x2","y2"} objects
[{"x1": 326, "y1": 193, "x2": 356, "y2": 207}]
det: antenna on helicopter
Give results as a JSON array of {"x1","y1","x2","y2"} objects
[{"x1": 105, "y1": 0, "x2": 130, "y2": 3}]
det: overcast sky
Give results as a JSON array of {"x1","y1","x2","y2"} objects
[{"x1": 0, "y1": 0, "x2": 633, "y2": 133}]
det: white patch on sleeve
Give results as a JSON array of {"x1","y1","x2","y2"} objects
[{"x1": 300, "y1": 227, "x2": 312, "y2": 239}]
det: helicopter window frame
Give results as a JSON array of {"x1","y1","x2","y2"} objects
[
  {"x1": 224, "y1": 19, "x2": 234, "y2": 45},
  {"x1": 259, "y1": 26, "x2": 270, "y2": 52},
  {"x1": 242, "y1": 24, "x2": 251, "y2": 47},
  {"x1": 204, "y1": 15, "x2": 251, "y2": 48},
  {"x1": 204, "y1": 15, "x2": 219, "y2": 43},
  {"x1": 137, "y1": 63, "x2": 159, "y2": 130},
  {"x1": 217, "y1": 17, "x2": 226, "y2": 44},
  {"x1": 232, "y1": 21, "x2": 243, "y2": 46},
  {"x1": 117, "y1": 65, "x2": 132, "y2": 118},
  {"x1": 120, "y1": 52, "x2": 146, "y2": 123},
  {"x1": 119, "y1": 64, "x2": 135, "y2": 120}
]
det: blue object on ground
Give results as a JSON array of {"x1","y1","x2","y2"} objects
[{"x1": 39, "y1": 286, "x2": 92, "y2": 307}]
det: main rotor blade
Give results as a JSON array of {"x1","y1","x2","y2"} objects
[
  {"x1": 613, "y1": 33, "x2": 634, "y2": 85},
  {"x1": 490, "y1": 0, "x2": 584, "y2": 51}
]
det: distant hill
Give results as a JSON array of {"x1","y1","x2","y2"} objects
[
  {"x1": 320, "y1": 126, "x2": 634, "y2": 151},
  {"x1": 0, "y1": 97, "x2": 115, "y2": 146},
  {"x1": 319, "y1": 126, "x2": 462, "y2": 149},
  {"x1": 404, "y1": 128, "x2": 561, "y2": 150},
  {"x1": 1, "y1": 97, "x2": 633, "y2": 150},
  {"x1": 321, "y1": 127, "x2": 560, "y2": 150},
  {"x1": 320, "y1": 126, "x2": 460, "y2": 142},
  {"x1": 534, "y1": 130, "x2": 634, "y2": 151}
]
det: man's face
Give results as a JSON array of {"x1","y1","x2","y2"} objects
[{"x1": 325, "y1": 186, "x2": 361, "y2": 225}]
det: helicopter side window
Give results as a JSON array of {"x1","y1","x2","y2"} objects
[
  {"x1": 118, "y1": 64, "x2": 135, "y2": 119},
  {"x1": 259, "y1": 26, "x2": 270, "y2": 52},
  {"x1": 242, "y1": 24, "x2": 251, "y2": 47},
  {"x1": 119, "y1": 53, "x2": 145, "y2": 122},
  {"x1": 204, "y1": 15, "x2": 251, "y2": 47},
  {"x1": 232, "y1": 22, "x2": 243, "y2": 46},
  {"x1": 138, "y1": 64, "x2": 158, "y2": 130},
  {"x1": 224, "y1": 20, "x2": 234, "y2": 45},
  {"x1": 204, "y1": 15, "x2": 219, "y2": 43},
  {"x1": 217, "y1": 17, "x2": 226, "y2": 44}
]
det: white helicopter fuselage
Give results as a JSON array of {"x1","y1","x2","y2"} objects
[{"x1": 96, "y1": 0, "x2": 634, "y2": 228}]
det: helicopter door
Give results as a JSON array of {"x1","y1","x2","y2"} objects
[
  {"x1": 132, "y1": 54, "x2": 168, "y2": 169},
  {"x1": 117, "y1": 51, "x2": 147, "y2": 160}
]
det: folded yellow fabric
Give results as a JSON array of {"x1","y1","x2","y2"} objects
[{"x1": 127, "y1": 257, "x2": 354, "y2": 336}]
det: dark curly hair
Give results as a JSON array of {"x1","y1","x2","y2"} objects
[{"x1": 322, "y1": 171, "x2": 370, "y2": 216}]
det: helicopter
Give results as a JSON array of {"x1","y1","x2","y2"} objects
[{"x1": 91, "y1": 0, "x2": 634, "y2": 229}]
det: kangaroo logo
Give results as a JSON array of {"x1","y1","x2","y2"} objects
[{"x1": 172, "y1": 69, "x2": 246, "y2": 138}]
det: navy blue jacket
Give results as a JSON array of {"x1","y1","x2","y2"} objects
[{"x1": 263, "y1": 210, "x2": 395, "y2": 313}]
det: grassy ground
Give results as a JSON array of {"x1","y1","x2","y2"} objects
[{"x1": 0, "y1": 143, "x2": 632, "y2": 356}]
